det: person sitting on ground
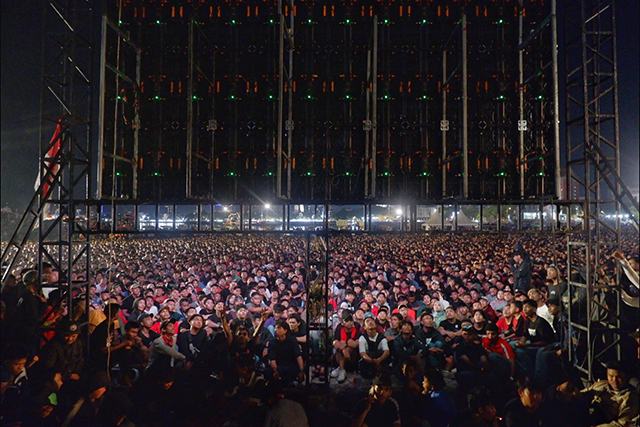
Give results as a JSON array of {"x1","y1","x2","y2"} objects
[
  {"x1": 448, "y1": 387, "x2": 501, "y2": 427},
  {"x1": 146, "y1": 319, "x2": 186, "y2": 371},
  {"x1": 39, "y1": 320, "x2": 84, "y2": 381},
  {"x1": 454, "y1": 322, "x2": 493, "y2": 392},
  {"x1": 557, "y1": 360, "x2": 639, "y2": 427},
  {"x1": 482, "y1": 322, "x2": 516, "y2": 382},
  {"x1": 513, "y1": 298, "x2": 556, "y2": 376},
  {"x1": 419, "y1": 368, "x2": 457, "y2": 427},
  {"x1": 358, "y1": 314, "x2": 391, "y2": 379},
  {"x1": 393, "y1": 320, "x2": 423, "y2": 378},
  {"x1": 414, "y1": 312, "x2": 446, "y2": 369},
  {"x1": 503, "y1": 377, "x2": 544, "y2": 427},
  {"x1": 331, "y1": 310, "x2": 361, "y2": 383},
  {"x1": 352, "y1": 374, "x2": 401, "y2": 427},
  {"x1": 267, "y1": 320, "x2": 305, "y2": 386}
]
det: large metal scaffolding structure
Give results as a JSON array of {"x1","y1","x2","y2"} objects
[
  {"x1": 564, "y1": 0, "x2": 639, "y2": 382},
  {"x1": 1, "y1": 0, "x2": 94, "y2": 319},
  {"x1": 3, "y1": 0, "x2": 638, "y2": 386}
]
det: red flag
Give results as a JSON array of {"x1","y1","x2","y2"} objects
[{"x1": 35, "y1": 122, "x2": 63, "y2": 200}]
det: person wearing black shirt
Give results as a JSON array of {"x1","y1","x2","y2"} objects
[
  {"x1": 514, "y1": 299, "x2": 556, "y2": 376},
  {"x1": 503, "y1": 378, "x2": 544, "y2": 427},
  {"x1": 414, "y1": 313, "x2": 445, "y2": 369},
  {"x1": 352, "y1": 375, "x2": 401, "y2": 427},
  {"x1": 267, "y1": 320, "x2": 304, "y2": 386},
  {"x1": 454, "y1": 323, "x2": 491, "y2": 392},
  {"x1": 177, "y1": 314, "x2": 209, "y2": 365},
  {"x1": 137, "y1": 313, "x2": 160, "y2": 363}
]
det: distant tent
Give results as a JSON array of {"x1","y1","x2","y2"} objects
[
  {"x1": 456, "y1": 210, "x2": 476, "y2": 226},
  {"x1": 422, "y1": 209, "x2": 476, "y2": 229}
]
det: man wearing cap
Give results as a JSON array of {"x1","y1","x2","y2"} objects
[
  {"x1": 358, "y1": 314, "x2": 391, "y2": 379},
  {"x1": 40, "y1": 320, "x2": 85, "y2": 381},
  {"x1": 147, "y1": 319, "x2": 186, "y2": 371},
  {"x1": 414, "y1": 312, "x2": 446, "y2": 369},
  {"x1": 482, "y1": 323, "x2": 516, "y2": 382},
  {"x1": 331, "y1": 310, "x2": 361, "y2": 383},
  {"x1": 511, "y1": 244, "x2": 532, "y2": 294},
  {"x1": 353, "y1": 374, "x2": 401, "y2": 427},
  {"x1": 454, "y1": 321, "x2": 492, "y2": 391}
]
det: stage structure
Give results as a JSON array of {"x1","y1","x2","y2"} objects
[
  {"x1": 2, "y1": 0, "x2": 639, "y2": 385},
  {"x1": 564, "y1": 0, "x2": 639, "y2": 382},
  {"x1": 1, "y1": 0, "x2": 94, "y2": 325}
]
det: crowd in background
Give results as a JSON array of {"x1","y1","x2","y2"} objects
[{"x1": 1, "y1": 231, "x2": 638, "y2": 427}]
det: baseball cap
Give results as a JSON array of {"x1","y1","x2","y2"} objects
[
  {"x1": 341, "y1": 310, "x2": 354, "y2": 321},
  {"x1": 363, "y1": 312, "x2": 375, "y2": 320},
  {"x1": 161, "y1": 319, "x2": 177, "y2": 330},
  {"x1": 57, "y1": 320, "x2": 81, "y2": 336},
  {"x1": 339, "y1": 301, "x2": 351, "y2": 309},
  {"x1": 137, "y1": 313, "x2": 153, "y2": 322}
]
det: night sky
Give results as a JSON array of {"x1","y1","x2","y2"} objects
[{"x1": 2, "y1": 1, "x2": 638, "y2": 212}]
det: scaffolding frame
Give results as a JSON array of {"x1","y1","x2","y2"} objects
[{"x1": 564, "y1": 0, "x2": 638, "y2": 382}]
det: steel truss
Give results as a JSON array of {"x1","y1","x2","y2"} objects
[
  {"x1": 304, "y1": 232, "x2": 331, "y2": 391},
  {"x1": 564, "y1": 0, "x2": 639, "y2": 382},
  {"x1": 1, "y1": 0, "x2": 94, "y2": 322}
]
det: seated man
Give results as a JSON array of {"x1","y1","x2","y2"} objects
[
  {"x1": 331, "y1": 310, "x2": 361, "y2": 383},
  {"x1": 352, "y1": 374, "x2": 401, "y2": 427},
  {"x1": 267, "y1": 320, "x2": 305, "y2": 386},
  {"x1": 147, "y1": 319, "x2": 186, "y2": 372},
  {"x1": 414, "y1": 312, "x2": 446, "y2": 369},
  {"x1": 393, "y1": 320, "x2": 423, "y2": 379},
  {"x1": 482, "y1": 322, "x2": 516, "y2": 382},
  {"x1": 557, "y1": 360, "x2": 639, "y2": 427},
  {"x1": 358, "y1": 314, "x2": 391, "y2": 379},
  {"x1": 454, "y1": 322, "x2": 492, "y2": 392}
]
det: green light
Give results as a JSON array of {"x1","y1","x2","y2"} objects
[
  {"x1": 115, "y1": 172, "x2": 121, "y2": 176},
  {"x1": 306, "y1": 172, "x2": 312, "y2": 176},
  {"x1": 119, "y1": 20, "x2": 123, "y2": 25},
  {"x1": 422, "y1": 95, "x2": 428, "y2": 99},
  {"x1": 345, "y1": 172, "x2": 351, "y2": 176},
  {"x1": 537, "y1": 95, "x2": 544, "y2": 100},
  {"x1": 117, "y1": 95, "x2": 122, "y2": 100},
  {"x1": 497, "y1": 95, "x2": 505, "y2": 100},
  {"x1": 231, "y1": 19, "x2": 236, "y2": 25},
  {"x1": 422, "y1": 172, "x2": 428, "y2": 176},
  {"x1": 153, "y1": 172, "x2": 160, "y2": 176},
  {"x1": 498, "y1": 172, "x2": 506, "y2": 177},
  {"x1": 497, "y1": 19, "x2": 504, "y2": 24},
  {"x1": 383, "y1": 95, "x2": 389, "y2": 100},
  {"x1": 307, "y1": 94, "x2": 313, "y2": 99},
  {"x1": 383, "y1": 172, "x2": 389, "y2": 176},
  {"x1": 156, "y1": 20, "x2": 161, "y2": 25},
  {"x1": 230, "y1": 95, "x2": 235, "y2": 99},
  {"x1": 345, "y1": 19, "x2": 351, "y2": 24},
  {"x1": 422, "y1": 19, "x2": 427, "y2": 24},
  {"x1": 229, "y1": 172, "x2": 235, "y2": 176},
  {"x1": 192, "y1": 95, "x2": 198, "y2": 100},
  {"x1": 538, "y1": 172, "x2": 545, "y2": 176},
  {"x1": 308, "y1": 19, "x2": 313, "y2": 24},
  {"x1": 269, "y1": 19, "x2": 274, "y2": 24},
  {"x1": 345, "y1": 95, "x2": 351, "y2": 99},
  {"x1": 154, "y1": 95, "x2": 160, "y2": 100},
  {"x1": 267, "y1": 172, "x2": 273, "y2": 176},
  {"x1": 268, "y1": 94, "x2": 274, "y2": 99},
  {"x1": 383, "y1": 19, "x2": 389, "y2": 25}
]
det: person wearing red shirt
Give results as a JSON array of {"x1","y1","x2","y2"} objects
[{"x1": 482, "y1": 323, "x2": 516, "y2": 381}]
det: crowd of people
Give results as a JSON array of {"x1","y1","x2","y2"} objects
[{"x1": 1, "y1": 231, "x2": 638, "y2": 427}]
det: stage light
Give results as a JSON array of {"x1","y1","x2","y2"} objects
[
  {"x1": 153, "y1": 172, "x2": 160, "y2": 176},
  {"x1": 345, "y1": 172, "x2": 351, "y2": 176},
  {"x1": 156, "y1": 20, "x2": 161, "y2": 25},
  {"x1": 345, "y1": 19, "x2": 351, "y2": 25},
  {"x1": 231, "y1": 20, "x2": 236, "y2": 25},
  {"x1": 154, "y1": 95, "x2": 160, "y2": 100},
  {"x1": 497, "y1": 19, "x2": 504, "y2": 24}
]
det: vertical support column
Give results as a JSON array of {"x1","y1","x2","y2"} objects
[
  {"x1": 97, "y1": 16, "x2": 107, "y2": 200},
  {"x1": 371, "y1": 16, "x2": 379, "y2": 198},
  {"x1": 286, "y1": 1, "x2": 294, "y2": 200},
  {"x1": 441, "y1": 49, "x2": 447, "y2": 196},
  {"x1": 518, "y1": 2, "x2": 526, "y2": 198},
  {"x1": 186, "y1": 21, "x2": 194, "y2": 198},
  {"x1": 132, "y1": 46, "x2": 141, "y2": 199},
  {"x1": 461, "y1": 13, "x2": 469, "y2": 199},
  {"x1": 551, "y1": 0, "x2": 561, "y2": 199}
]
